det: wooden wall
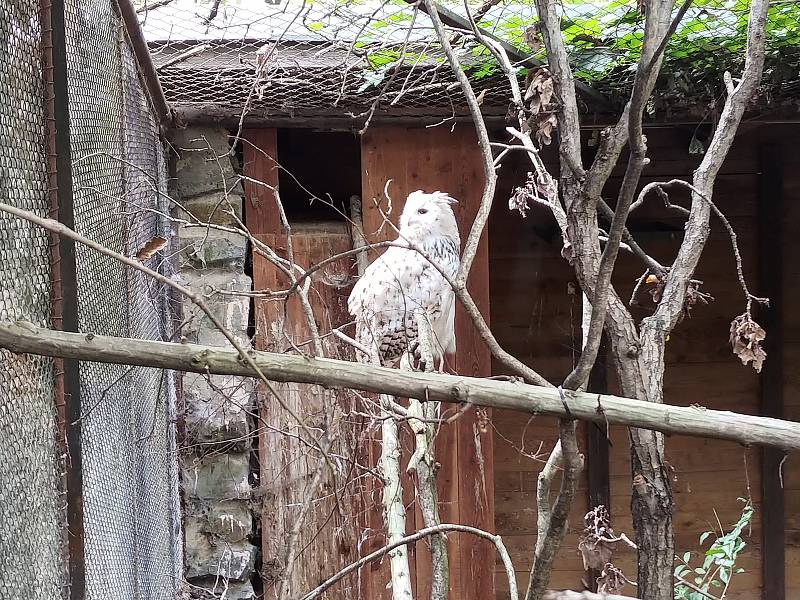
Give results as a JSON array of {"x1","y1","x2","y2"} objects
[
  {"x1": 241, "y1": 122, "x2": 798, "y2": 600},
  {"x1": 489, "y1": 123, "x2": 799, "y2": 599}
]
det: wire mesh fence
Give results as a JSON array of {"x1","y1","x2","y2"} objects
[
  {"x1": 135, "y1": 0, "x2": 800, "y2": 119},
  {"x1": 0, "y1": 2, "x2": 66, "y2": 599},
  {"x1": 0, "y1": 1, "x2": 181, "y2": 599}
]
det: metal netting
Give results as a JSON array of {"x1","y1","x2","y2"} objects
[
  {"x1": 0, "y1": 2, "x2": 67, "y2": 600},
  {"x1": 0, "y1": 2, "x2": 180, "y2": 599},
  {"x1": 135, "y1": 0, "x2": 800, "y2": 119},
  {"x1": 63, "y1": 0, "x2": 181, "y2": 598}
]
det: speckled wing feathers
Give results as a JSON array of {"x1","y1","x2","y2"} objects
[{"x1": 348, "y1": 239, "x2": 459, "y2": 365}]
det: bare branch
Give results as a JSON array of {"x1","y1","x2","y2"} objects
[
  {"x1": 650, "y1": 0, "x2": 770, "y2": 334},
  {"x1": 563, "y1": 0, "x2": 680, "y2": 390},
  {"x1": 532, "y1": 0, "x2": 583, "y2": 177},
  {"x1": 299, "y1": 523, "x2": 519, "y2": 600},
  {"x1": 419, "y1": 0, "x2": 496, "y2": 284}
]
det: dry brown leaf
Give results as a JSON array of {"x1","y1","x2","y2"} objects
[
  {"x1": 577, "y1": 506, "x2": 635, "y2": 575},
  {"x1": 681, "y1": 279, "x2": 714, "y2": 321},
  {"x1": 525, "y1": 68, "x2": 554, "y2": 114},
  {"x1": 730, "y1": 313, "x2": 767, "y2": 372},
  {"x1": 647, "y1": 274, "x2": 665, "y2": 303},
  {"x1": 134, "y1": 235, "x2": 168, "y2": 261},
  {"x1": 508, "y1": 170, "x2": 558, "y2": 217},
  {"x1": 578, "y1": 537, "x2": 614, "y2": 570},
  {"x1": 523, "y1": 24, "x2": 543, "y2": 53},
  {"x1": 535, "y1": 113, "x2": 558, "y2": 146}
]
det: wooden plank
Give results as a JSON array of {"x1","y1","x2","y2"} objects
[
  {"x1": 359, "y1": 126, "x2": 413, "y2": 600},
  {"x1": 242, "y1": 128, "x2": 281, "y2": 235},
  {"x1": 452, "y1": 127, "x2": 495, "y2": 600},
  {"x1": 360, "y1": 124, "x2": 494, "y2": 600},
  {"x1": 251, "y1": 231, "x2": 359, "y2": 600},
  {"x1": 758, "y1": 144, "x2": 785, "y2": 600},
  {"x1": 245, "y1": 128, "x2": 361, "y2": 599}
]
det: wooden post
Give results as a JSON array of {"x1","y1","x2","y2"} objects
[
  {"x1": 758, "y1": 144, "x2": 784, "y2": 600},
  {"x1": 244, "y1": 128, "x2": 359, "y2": 600}
]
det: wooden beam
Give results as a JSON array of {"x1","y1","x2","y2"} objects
[
  {"x1": 758, "y1": 144, "x2": 785, "y2": 600},
  {"x1": 4, "y1": 321, "x2": 800, "y2": 451}
]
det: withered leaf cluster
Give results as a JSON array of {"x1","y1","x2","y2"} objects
[
  {"x1": 523, "y1": 68, "x2": 558, "y2": 146},
  {"x1": 730, "y1": 312, "x2": 767, "y2": 372},
  {"x1": 577, "y1": 506, "x2": 636, "y2": 594},
  {"x1": 508, "y1": 170, "x2": 558, "y2": 218}
]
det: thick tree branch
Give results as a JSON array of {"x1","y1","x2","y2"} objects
[
  {"x1": 532, "y1": 0, "x2": 583, "y2": 177},
  {"x1": 3, "y1": 321, "x2": 800, "y2": 451},
  {"x1": 526, "y1": 420, "x2": 584, "y2": 600},
  {"x1": 563, "y1": 0, "x2": 678, "y2": 390},
  {"x1": 583, "y1": 0, "x2": 687, "y2": 199}
]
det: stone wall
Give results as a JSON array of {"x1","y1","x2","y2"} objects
[{"x1": 170, "y1": 127, "x2": 257, "y2": 599}]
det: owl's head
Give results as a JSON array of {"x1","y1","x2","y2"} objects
[{"x1": 398, "y1": 190, "x2": 460, "y2": 243}]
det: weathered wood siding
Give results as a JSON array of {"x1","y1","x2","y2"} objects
[
  {"x1": 490, "y1": 124, "x2": 799, "y2": 599},
  {"x1": 244, "y1": 129, "x2": 360, "y2": 599}
]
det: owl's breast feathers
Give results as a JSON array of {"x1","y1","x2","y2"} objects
[{"x1": 348, "y1": 237, "x2": 459, "y2": 364}]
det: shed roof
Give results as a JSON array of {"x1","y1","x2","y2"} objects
[{"x1": 135, "y1": 0, "x2": 800, "y2": 124}]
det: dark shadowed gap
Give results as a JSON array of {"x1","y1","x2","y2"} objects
[
  {"x1": 232, "y1": 131, "x2": 264, "y2": 597},
  {"x1": 276, "y1": 128, "x2": 361, "y2": 223}
]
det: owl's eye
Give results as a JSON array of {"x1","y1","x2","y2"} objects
[{"x1": 417, "y1": 208, "x2": 428, "y2": 215}]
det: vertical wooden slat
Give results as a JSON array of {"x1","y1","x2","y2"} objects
[
  {"x1": 758, "y1": 145, "x2": 785, "y2": 600},
  {"x1": 242, "y1": 128, "x2": 281, "y2": 235},
  {"x1": 251, "y1": 231, "x2": 359, "y2": 600},
  {"x1": 359, "y1": 125, "x2": 416, "y2": 600},
  {"x1": 245, "y1": 129, "x2": 360, "y2": 598},
  {"x1": 361, "y1": 124, "x2": 494, "y2": 600},
  {"x1": 453, "y1": 128, "x2": 494, "y2": 599}
]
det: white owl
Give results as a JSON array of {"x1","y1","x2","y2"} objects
[{"x1": 348, "y1": 190, "x2": 461, "y2": 368}]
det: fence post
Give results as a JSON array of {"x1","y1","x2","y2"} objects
[{"x1": 41, "y1": 0, "x2": 85, "y2": 597}]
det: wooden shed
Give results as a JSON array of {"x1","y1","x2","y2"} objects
[{"x1": 232, "y1": 120, "x2": 798, "y2": 600}]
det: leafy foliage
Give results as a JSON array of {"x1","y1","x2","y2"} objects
[
  {"x1": 357, "y1": 0, "x2": 800, "y2": 107},
  {"x1": 673, "y1": 499, "x2": 754, "y2": 600}
]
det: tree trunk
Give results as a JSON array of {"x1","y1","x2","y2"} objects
[{"x1": 611, "y1": 324, "x2": 674, "y2": 600}]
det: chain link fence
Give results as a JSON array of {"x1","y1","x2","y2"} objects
[
  {"x1": 0, "y1": 1, "x2": 181, "y2": 599},
  {"x1": 135, "y1": 0, "x2": 800, "y2": 119},
  {"x1": 0, "y1": 2, "x2": 65, "y2": 599}
]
